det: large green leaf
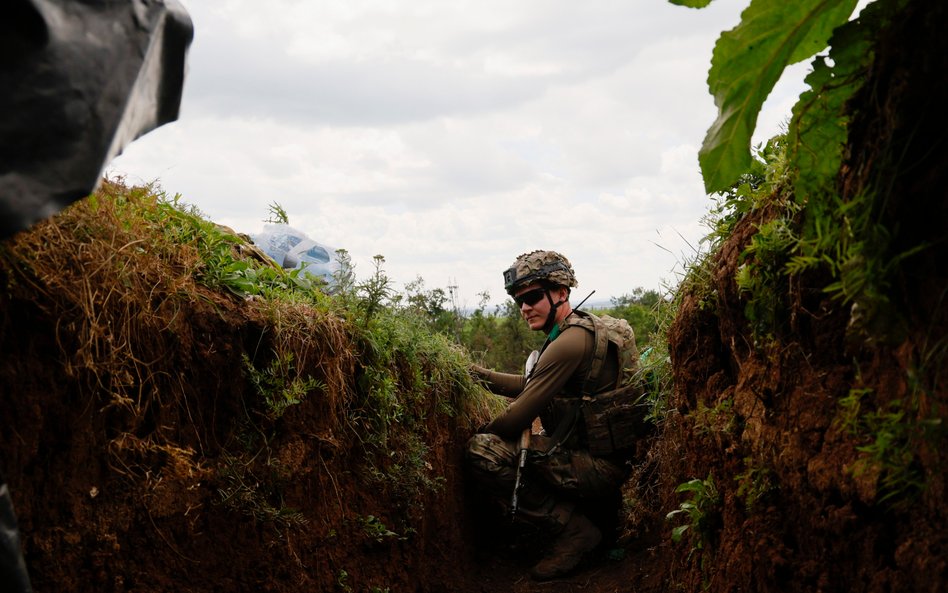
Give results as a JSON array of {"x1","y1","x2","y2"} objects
[
  {"x1": 668, "y1": 0, "x2": 715, "y2": 8},
  {"x1": 788, "y1": 1, "x2": 887, "y2": 201},
  {"x1": 699, "y1": 0, "x2": 858, "y2": 194},
  {"x1": 787, "y1": 1, "x2": 861, "y2": 64}
]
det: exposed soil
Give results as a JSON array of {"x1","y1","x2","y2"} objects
[
  {"x1": 1, "y1": 1, "x2": 945, "y2": 592},
  {"x1": 0, "y1": 203, "x2": 663, "y2": 592},
  {"x1": 655, "y1": 2, "x2": 948, "y2": 591}
]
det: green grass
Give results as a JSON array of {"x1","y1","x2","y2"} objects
[{"x1": 47, "y1": 180, "x2": 503, "y2": 525}]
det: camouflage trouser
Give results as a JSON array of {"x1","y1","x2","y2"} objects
[{"x1": 465, "y1": 432, "x2": 627, "y2": 532}]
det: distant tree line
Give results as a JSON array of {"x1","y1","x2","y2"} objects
[{"x1": 395, "y1": 273, "x2": 665, "y2": 373}]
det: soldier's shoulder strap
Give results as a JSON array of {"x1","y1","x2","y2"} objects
[{"x1": 564, "y1": 310, "x2": 636, "y2": 396}]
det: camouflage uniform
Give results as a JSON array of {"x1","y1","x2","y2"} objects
[
  {"x1": 466, "y1": 429, "x2": 629, "y2": 532},
  {"x1": 466, "y1": 304, "x2": 638, "y2": 534},
  {"x1": 467, "y1": 250, "x2": 643, "y2": 579}
]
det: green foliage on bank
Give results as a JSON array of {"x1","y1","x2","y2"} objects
[
  {"x1": 674, "y1": 0, "x2": 942, "y2": 514},
  {"x1": 102, "y1": 183, "x2": 680, "y2": 522},
  {"x1": 680, "y1": 0, "x2": 917, "y2": 342},
  {"x1": 682, "y1": 0, "x2": 861, "y2": 193},
  {"x1": 30, "y1": 180, "x2": 506, "y2": 526}
]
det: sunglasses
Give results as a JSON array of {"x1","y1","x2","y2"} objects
[{"x1": 514, "y1": 288, "x2": 547, "y2": 307}]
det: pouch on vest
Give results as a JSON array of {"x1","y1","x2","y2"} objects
[
  {"x1": 543, "y1": 310, "x2": 647, "y2": 457},
  {"x1": 581, "y1": 383, "x2": 651, "y2": 456}
]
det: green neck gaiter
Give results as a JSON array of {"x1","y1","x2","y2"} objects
[{"x1": 547, "y1": 322, "x2": 562, "y2": 342}]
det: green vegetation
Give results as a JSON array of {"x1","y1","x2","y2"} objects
[
  {"x1": 9, "y1": 179, "x2": 507, "y2": 532},
  {"x1": 683, "y1": 0, "x2": 918, "y2": 343},
  {"x1": 683, "y1": 0, "x2": 861, "y2": 193},
  {"x1": 666, "y1": 475, "x2": 722, "y2": 552},
  {"x1": 243, "y1": 351, "x2": 325, "y2": 420},
  {"x1": 691, "y1": 397, "x2": 739, "y2": 437},
  {"x1": 216, "y1": 450, "x2": 309, "y2": 527},
  {"x1": 264, "y1": 201, "x2": 290, "y2": 225},
  {"x1": 393, "y1": 273, "x2": 668, "y2": 375},
  {"x1": 359, "y1": 515, "x2": 402, "y2": 543},
  {"x1": 676, "y1": 0, "x2": 942, "y2": 511},
  {"x1": 336, "y1": 570, "x2": 352, "y2": 593},
  {"x1": 735, "y1": 460, "x2": 777, "y2": 513},
  {"x1": 784, "y1": 0, "x2": 920, "y2": 341},
  {"x1": 836, "y1": 385, "x2": 935, "y2": 508},
  {"x1": 92, "y1": 185, "x2": 675, "y2": 551}
]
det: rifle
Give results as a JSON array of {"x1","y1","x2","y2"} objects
[
  {"x1": 509, "y1": 349, "x2": 540, "y2": 519},
  {"x1": 509, "y1": 427, "x2": 531, "y2": 520}
]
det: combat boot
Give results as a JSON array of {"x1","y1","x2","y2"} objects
[{"x1": 530, "y1": 512, "x2": 602, "y2": 581}]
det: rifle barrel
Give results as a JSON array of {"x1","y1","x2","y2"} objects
[{"x1": 510, "y1": 427, "x2": 532, "y2": 519}]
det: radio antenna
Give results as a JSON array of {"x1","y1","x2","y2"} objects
[{"x1": 574, "y1": 290, "x2": 596, "y2": 310}]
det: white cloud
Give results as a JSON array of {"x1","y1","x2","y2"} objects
[{"x1": 110, "y1": 0, "x2": 816, "y2": 307}]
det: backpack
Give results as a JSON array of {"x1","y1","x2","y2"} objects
[{"x1": 557, "y1": 311, "x2": 652, "y2": 457}]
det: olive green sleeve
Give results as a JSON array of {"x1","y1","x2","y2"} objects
[
  {"x1": 470, "y1": 364, "x2": 525, "y2": 397},
  {"x1": 484, "y1": 327, "x2": 588, "y2": 440}
]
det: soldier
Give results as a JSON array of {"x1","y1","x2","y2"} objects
[{"x1": 466, "y1": 250, "x2": 639, "y2": 580}]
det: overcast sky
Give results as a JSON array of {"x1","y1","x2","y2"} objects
[{"x1": 109, "y1": 0, "x2": 812, "y2": 309}]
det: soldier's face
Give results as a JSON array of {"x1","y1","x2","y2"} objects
[{"x1": 515, "y1": 283, "x2": 566, "y2": 330}]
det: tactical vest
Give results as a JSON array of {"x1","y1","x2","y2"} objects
[{"x1": 541, "y1": 310, "x2": 648, "y2": 457}]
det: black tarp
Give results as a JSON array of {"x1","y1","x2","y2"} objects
[
  {"x1": 1, "y1": 475, "x2": 32, "y2": 593},
  {"x1": 0, "y1": 0, "x2": 194, "y2": 240}
]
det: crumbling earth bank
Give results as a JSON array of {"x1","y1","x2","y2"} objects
[
  {"x1": 0, "y1": 203, "x2": 488, "y2": 592},
  {"x1": 656, "y1": 2, "x2": 947, "y2": 591}
]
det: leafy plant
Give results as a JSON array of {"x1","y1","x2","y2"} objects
[
  {"x1": 329, "y1": 248, "x2": 357, "y2": 296},
  {"x1": 691, "y1": 397, "x2": 739, "y2": 437},
  {"x1": 675, "y1": 0, "x2": 860, "y2": 193},
  {"x1": 851, "y1": 399, "x2": 926, "y2": 507},
  {"x1": 683, "y1": 0, "x2": 920, "y2": 344},
  {"x1": 336, "y1": 570, "x2": 352, "y2": 593},
  {"x1": 343, "y1": 298, "x2": 500, "y2": 509},
  {"x1": 837, "y1": 387, "x2": 928, "y2": 508},
  {"x1": 835, "y1": 386, "x2": 875, "y2": 435},
  {"x1": 265, "y1": 201, "x2": 290, "y2": 224},
  {"x1": 221, "y1": 259, "x2": 324, "y2": 300},
  {"x1": 735, "y1": 215, "x2": 798, "y2": 342},
  {"x1": 357, "y1": 255, "x2": 394, "y2": 324},
  {"x1": 216, "y1": 452, "x2": 309, "y2": 527},
  {"x1": 403, "y1": 275, "x2": 462, "y2": 338},
  {"x1": 243, "y1": 351, "x2": 324, "y2": 419},
  {"x1": 359, "y1": 515, "x2": 402, "y2": 543},
  {"x1": 735, "y1": 461, "x2": 776, "y2": 512},
  {"x1": 123, "y1": 192, "x2": 332, "y2": 305},
  {"x1": 634, "y1": 345, "x2": 674, "y2": 425},
  {"x1": 666, "y1": 475, "x2": 722, "y2": 552},
  {"x1": 702, "y1": 136, "x2": 789, "y2": 248}
]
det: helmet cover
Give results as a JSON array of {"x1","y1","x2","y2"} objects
[{"x1": 503, "y1": 250, "x2": 577, "y2": 295}]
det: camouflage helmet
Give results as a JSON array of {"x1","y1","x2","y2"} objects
[{"x1": 503, "y1": 250, "x2": 577, "y2": 295}]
